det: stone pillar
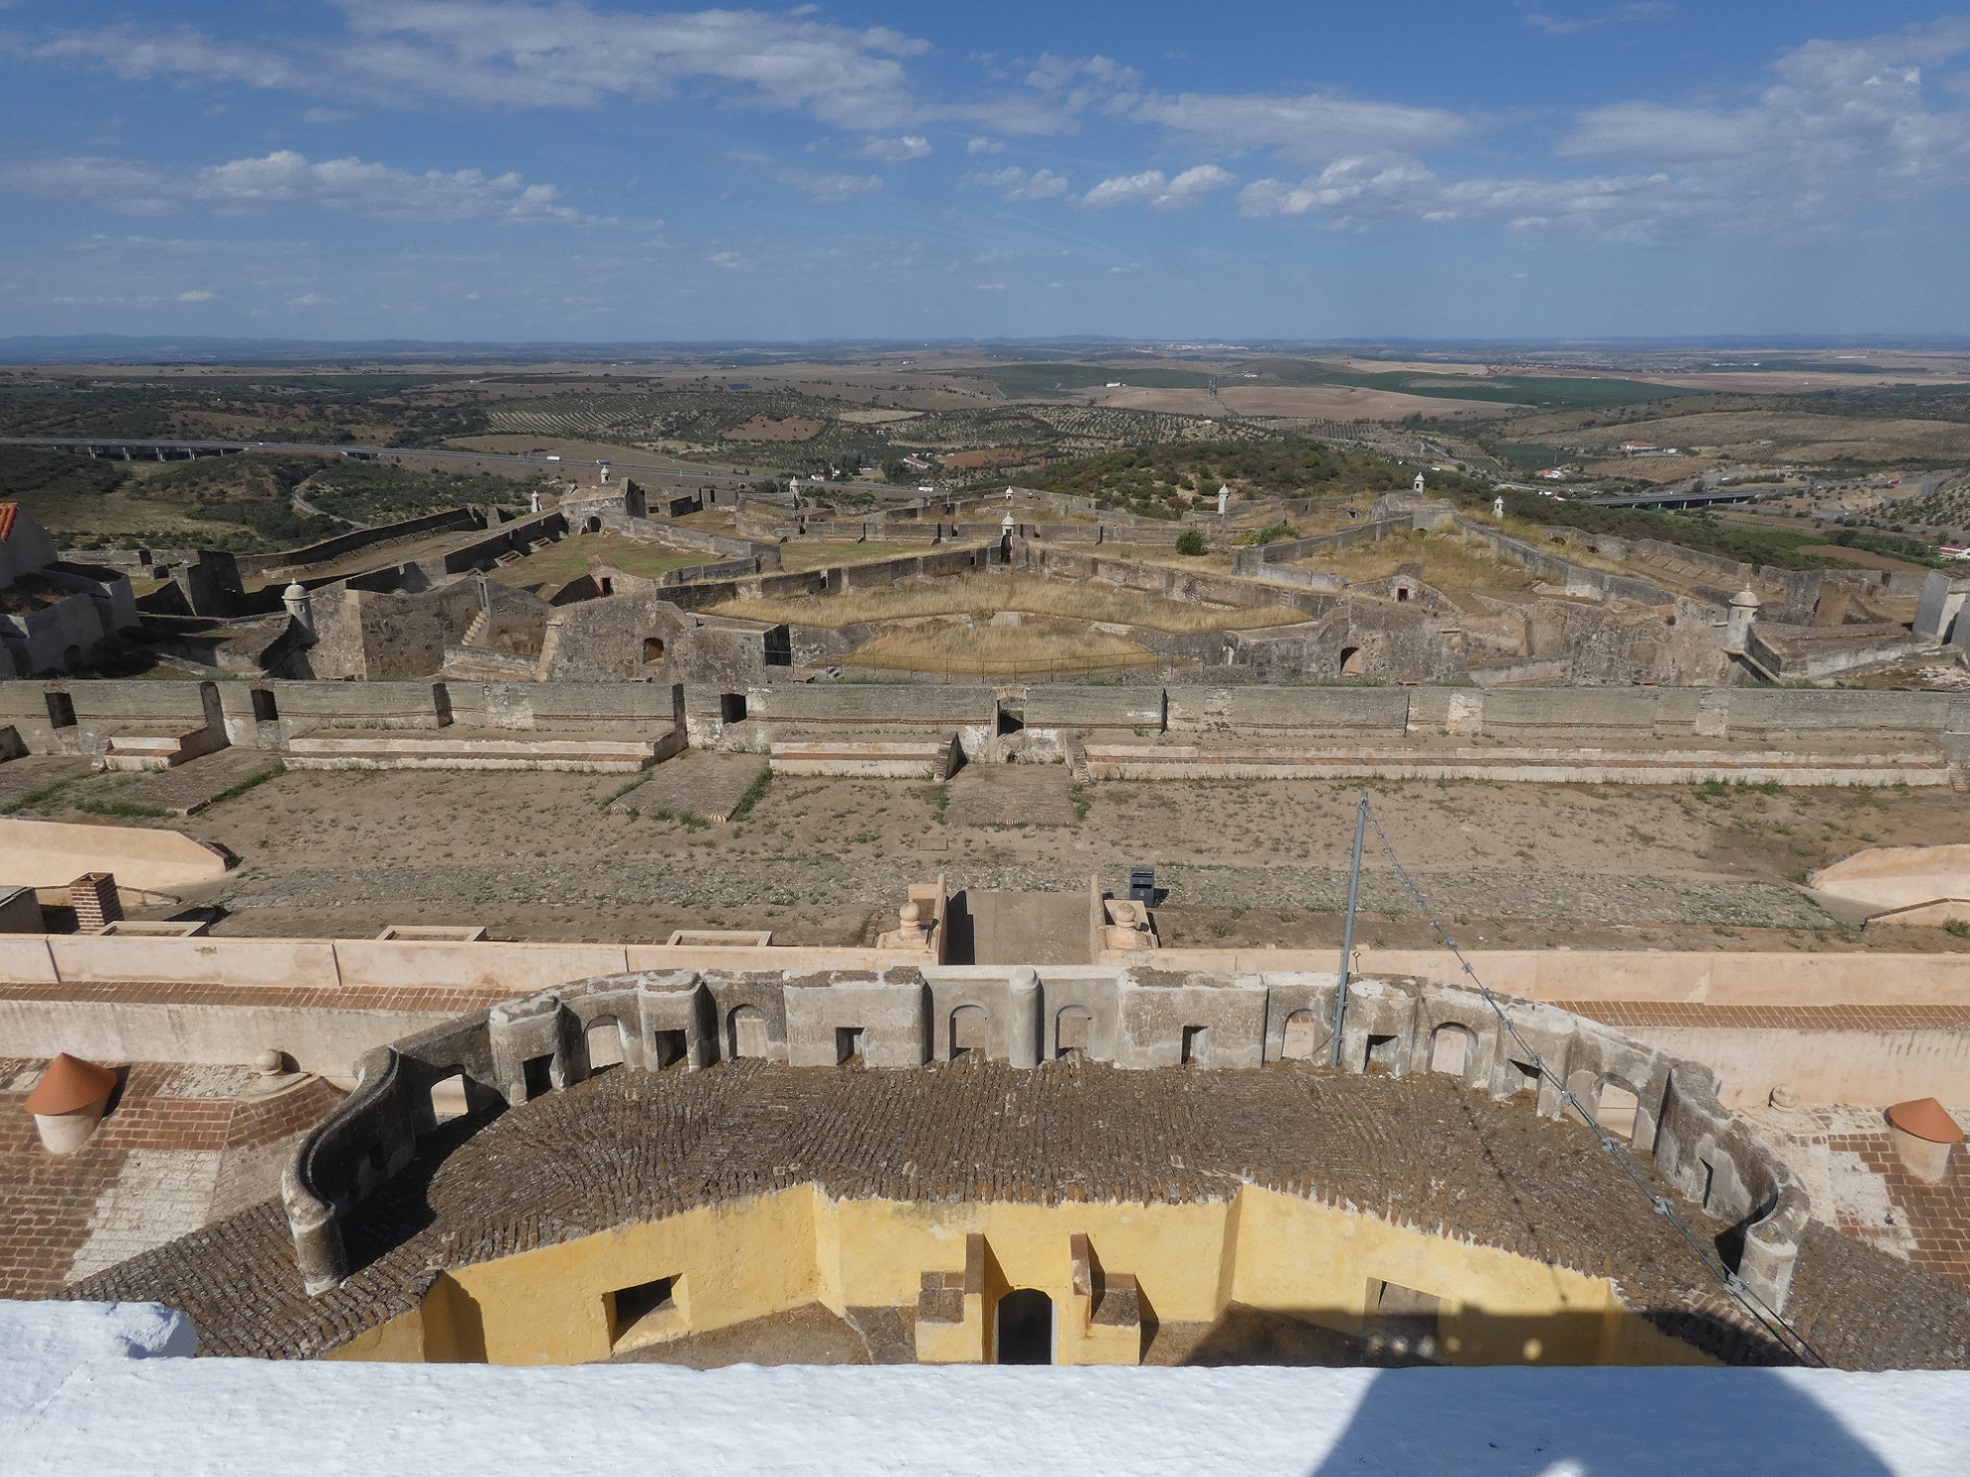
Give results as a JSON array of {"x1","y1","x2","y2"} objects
[
  {"x1": 1008, "y1": 967, "x2": 1042, "y2": 1068},
  {"x1": 282, "y1": 1158, "x2": 349, "y2": 1296},
  {"x1": 1723, "y1": 588, "x2": 1760, "y2": 656},
  {"x1": 70, "y1": 872, "x2": 122, "y2": 931}
]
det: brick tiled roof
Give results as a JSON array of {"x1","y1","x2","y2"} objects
[{"x1": 66, "y1": 1061, "x2": 1970, "y2": 1368}]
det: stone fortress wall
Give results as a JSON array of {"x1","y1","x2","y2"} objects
[
  {"x1": 3, "y1": 676, "x2": 1965, "y2": 786},
  {"x1": 280, "y1": 965, "x2": 1808, "y2": 1318}
]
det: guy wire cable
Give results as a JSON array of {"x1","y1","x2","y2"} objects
[{"x1": 1353, "y1": 794, "x2": 1827, "y2": 1368}]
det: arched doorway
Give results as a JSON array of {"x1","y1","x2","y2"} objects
[
  {"x1": 728, "y1": 1005, "x2": 767, "y2": 1059},
  {"x1": 1339, "y1": 645, "x2": 1364, "y2": 677},
  {"x1": 995, "y1": 1289, "x2": 1054, "y2": 1364},
  {"x1": 949, "y1": 1004, "x2": 987, "y2": 1059}
]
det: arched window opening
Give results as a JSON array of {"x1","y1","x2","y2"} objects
[
  {"x1": 728, "y1": 1005, "x2": 767, "y2": 1060},
  {"x1": 1339, "y1": 646, "x2": 1364, "y2": 677},
  {"x1": 1429, "y1": 1025, "x2": 1471, "y2": 1077},
  {"x1": 950, "y1": 1004, "x2": 987, "y2": 1060},
  {"x1": 1055, "y1": 1006, "x2": 1092, "y2": 1061},
  {"x1": 586, "y1": 1017, "x2": 625, "y2": 1072},
  {"x1": 642, "y1": 636, "x2": 666, "y2": 664},
  {"x1": 1597, "y1": 1082, "x2": 1641, "y2": 1143}
]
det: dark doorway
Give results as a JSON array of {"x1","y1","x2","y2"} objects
[
  {"x1": 522, "y1": 1054, "x2": 555, "y2": 1099},
  {"x1": 44, "y1": 691, "x2": 76, "y2": 729},
  {"x1": 720, "y1": 692, "x2": 748, "y2": 724},
  {"x1": 250, "y1": 687, "x2": 279, "y2": 722},
  {"x1": 996, "y1": 1289, "x2": 1054, "y2": 1364},
  {"x1": 762, "y1": 625, "x2": 793, "y2": 666}
]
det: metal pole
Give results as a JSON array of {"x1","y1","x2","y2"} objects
[{"x1": 1331, "y1": 791, "x2": 1370, "y2": 1068}]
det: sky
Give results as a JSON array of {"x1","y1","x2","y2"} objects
[{"x1": 3, "y1": 2, "x2": 1970, "y2": 344}]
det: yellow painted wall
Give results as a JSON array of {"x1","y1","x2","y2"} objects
[{"x1": 326, "y1": 1184, "x2": 1710, "y2": 1369}]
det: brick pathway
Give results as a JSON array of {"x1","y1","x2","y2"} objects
[
  {"x1": 0, "y1": 754, "x2": 91, "y2": 811},
  {"x1": 0, "y1": 1058, "x2": 343, "y2": 1299},
  {"x1": 1747, "y1": 1102, "x2": 1970, "y2": 1294},
  {"x1": 608, "y1": 751, "x2": 768, "y2": 822},
  {"x1": 110, "y1": 749, "x2": 285, "y2": 816},
  {"x1": 947, "y1": 764, "x2": 1077, "y2": 827}
]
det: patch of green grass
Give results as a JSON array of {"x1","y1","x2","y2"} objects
[
  {"x1": 72, "y1": 796, "x2": 170, "y2": 820},
  {"x1": 730, "y1": 767, "x2": 772, "y2": 820},
  {"x1": 601, "y1": 773, "x2": 651, "y2": 809},
  {"x1": 0, "y1": 777, "x2": 80, "y2": 815},
  {"x1": 207, "y1": 762, "x2": 284, "y2": 808},
  {"x1": 1945, "y1": 919, "x2": 1970, "y2": 939}
]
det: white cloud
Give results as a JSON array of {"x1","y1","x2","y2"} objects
[
  {"x1": 1082, "y1": 164, "x2": 1235, "y2": 210},
  {"x1": 860, "y1": 135, "x2": 931, "y2": 162},
  {"x1": 0, "y1": 150, "x2": 602, "y2": 223},
  {"x1": 1524, "y1": 3, "x2": 1673, "y2": 37},
  {"x1": 962, "y1": 165, "x2": 1069, "y2": 201},
  {"x1": 13, "y1": 3, "x2": 931, "y2": 130},
  {"x1": 1131, "y1": 90, "x2": 1470, "y2": 165},
  {"x1": 5, "y1": 24, "x2": 301, "y2": 88},
  {"x1": 176, "y1": 289, "x2": 214, "y2": 302},
  {"x1": 1238, "y1": 23, "x2": 1970, "y2": 242},
  {"x1": 302, "y1": 107, "x2": 355, "y2": 124},
  {"x1": 782, "y1": 170, "x2": 882, "y2": 203},
  {"x1": 287, "y1": 292, "x2": 327, "y2": 307},
  {"x1": 966, "y1": 136, "x2": 1003, "y2": 155}
]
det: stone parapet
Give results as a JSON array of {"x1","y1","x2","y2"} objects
[{"x1": 278, "y1": 964, "x2": 1809, "y2": 1314}]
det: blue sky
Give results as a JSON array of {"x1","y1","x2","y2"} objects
[{"x1": 3, "y1": 2, "x2": 1969, "y2": 343}]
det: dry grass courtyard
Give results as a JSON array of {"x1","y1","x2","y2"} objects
[{"x1": 14, "y1": 762, "x2": 1969, "y2": 954}]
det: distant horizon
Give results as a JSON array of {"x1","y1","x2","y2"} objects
[
  {"x1": 3, "y1": 4, "x2": 1969, "y2": 341},
  {"x1": 7, "y1": 332, "x2": 1970, "y2": 366}
]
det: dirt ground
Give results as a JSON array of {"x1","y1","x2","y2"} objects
[{"x1": 15, "y1": 764, "x2": 1961, "y2": 955}]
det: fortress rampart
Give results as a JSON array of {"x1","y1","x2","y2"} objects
[{"x1": 3, "y1": 676, "x2": 1965, "y2": 768}]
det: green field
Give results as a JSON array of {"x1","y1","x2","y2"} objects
[{"x1": 1262, "y1": 363, "x2": 1704, "y2": 410}]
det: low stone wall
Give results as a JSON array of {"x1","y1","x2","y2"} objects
[
  {"x1": 0, "y1": 816, "x2": 232, "y2": 890},
  {"x1": 277, "y1": 965, "x2": 1808, "y2": 1311},
  {"x1": 237, "y1": 508, "x2": 485, "y2": 583}
]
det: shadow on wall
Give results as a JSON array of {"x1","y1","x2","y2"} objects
[
  {"x1": 1165, "y1": 1300, "x2": 1790, "y2": 1371},
  {"x1": 1306, "y1": 1366, "x2": 1894, "y2": 1476}
]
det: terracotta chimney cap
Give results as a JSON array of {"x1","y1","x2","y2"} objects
[
  {"x1": 22, "y1": 1053, "x2": 119, "y2": 1117},
  {"x1": 1888, "y1": 1097, "x2": 1965, "y2": 1144}
]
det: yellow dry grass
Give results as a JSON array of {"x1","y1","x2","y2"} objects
[
  {"x1": 775, "y1": 541, "x2": 915, "y2": 573},
  {"x1": 845, "y1": 618, "x2": 1158, "y2": 676},
  {"x1": 710, "y1": 572, "x2": 1307, "y2": 633},
  {"x1": 1298, "y1": 529, "x2": 1542, "y2": 596}
]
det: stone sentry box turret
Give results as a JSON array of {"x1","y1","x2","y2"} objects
[{"x1": 282, "y1": 965, "x2": 1809, "y2": 1317}]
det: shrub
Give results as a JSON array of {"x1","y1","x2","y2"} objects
[{"x1": 1175, "y1": 528, "x2": 1207, "y2": 556}]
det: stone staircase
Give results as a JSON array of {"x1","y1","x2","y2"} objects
[
  {"x1": 768, "y1": 730, "x2": 963, "y2": 780},
  {"x1": 99, "y1": 723, "x2": 228, "y2": 773},
  {"x1": 283, "y1": 725, "x2": 684, "y2": 773}
]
